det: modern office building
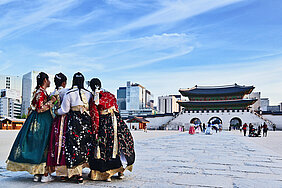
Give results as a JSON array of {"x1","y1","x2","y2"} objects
[
  {"x1": 117, "y1": 87, "x2": 126, "y2": 110},
  {"x1": 261, "y1": 98, "x2": 269, "y2": 111},
  {"x1": 158, "y1": 95, "x2": 182, "y2": 114},
  {"x1": 267, "y1": 105, "x2": 280, "y2": 112},
  {"x1": 117, "y1": 81, "x2": 155, "y2": 117},
  {"x1": 0, "y1": 74, "x2": 22, "y2": 97},
  {"x1": 0, "y1": 89, "x2": 21, "y2": 118}
]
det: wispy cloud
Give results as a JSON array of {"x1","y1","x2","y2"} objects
[
  {"x1": 0, "y1": 0, "x2": 79, "y2": 40},
  {"x1": 105, "y1": 47, "x2": 194, "y2": 72},
  {"x1": 42, "y1": 33, "x2": 195, "y2": 72},
  {"x1": 0, "y1": 61, "x2": 13, "y2": 72},
  {"x1": 103, "y1": 0, "x2": 148, "y2": 9},
  {"x1": 0, "y1": 0, "x2": 16, "y2": 6},
  {"x1": 79, "y1": 0, "x2": 243, "y2": 44}
]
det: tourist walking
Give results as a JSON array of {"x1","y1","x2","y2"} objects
[
  {"x1": 249, "y1": 123, "x2": 253, "y2": 136},
  {"x1": 205, "y1": 124, "x2": 212, "y2": 135},
  {"x1": 263, "y1": 122, "x2": 268, "y2": 137},
  {"x1": 258, "y1": 125, "x2": 261, "y2": 136},
  {"x1": 46, "y1": 73, "x2": 69, "y2": 181},
  {"x1": 242, "y1": 123, "x2": 247, "y2": 136},
  {"x1": 88, "y1": 78, "x2": 135, "y2": 182},
  {"x1": 56, "y1": 72, "x2": 94, "y2": 184},
  {"x1": 273, "y1": 124, "x2": 276, "y2": 131},
  {"x1": 6, "y1": 72, "x2": 56, "y2": 182},
  {"x1": 189, "y1": 124, "x2": 195, "y2": 135},
  {"x1": 195, "y1": 125, "x2": 201, "y2": 133}
]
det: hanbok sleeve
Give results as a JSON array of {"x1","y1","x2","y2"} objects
[
  {"x1": 57, "y1": 93, "x2": 71, "y2": 115},
  {"x1": 37, "y1": 92, "x2": 53, "y2": 113},
  {"x1": 89, "y1": 97, "x2": 99, "y2": 134}
]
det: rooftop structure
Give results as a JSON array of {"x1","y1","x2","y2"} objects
[
  {"x1": 178, "y1": 84, "x2": 257, "y2": 111},
  {"x1": 179, "y1": 84, "x2": 254, "y2": 100}
]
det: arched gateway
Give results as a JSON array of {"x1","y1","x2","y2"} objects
[
  {"x1": 230, "y1": 117, "x2": 242, "y2": 129},
  {"x1": 208, "y1": 117, "x2": 222, "y2": 125},
  {"x1": 190, "y1": 118, "x2": 201, "y2": 125}
]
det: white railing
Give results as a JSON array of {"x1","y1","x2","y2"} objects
[{"x1": 251, "y1": 110, "x2": 274, "y2": 127}]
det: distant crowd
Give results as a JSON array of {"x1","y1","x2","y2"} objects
[{"x1": 234, "y1": 122, "x2": 276, "y2": 137}]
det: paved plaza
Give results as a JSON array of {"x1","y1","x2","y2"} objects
[{"x1": 1, "y1": 131, "x2": 282, "y2": 187}]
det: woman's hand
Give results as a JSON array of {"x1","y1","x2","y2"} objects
[{"x1": 50, "y1": 96, "x2": 56, "y2": 103}]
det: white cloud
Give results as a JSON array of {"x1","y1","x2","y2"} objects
[
  {"x1": 0, "y1": 61, "x2": 12, "y2": 72},
  {"x1": 0, "y1": 0, "x2": 16, "y2": 6},
  {"x1": 40, "y1": 51, "x2": 66, "y2": 58},
  {"x1": 67, "y1": 33, "x2": 195, "y2": 71},
  {"x1": 104, "y1": 46, "x2": 194, "y2": 72},
  {"x1": 0, "y1": 0, "x2": 79, "y2": 40},
  {"x1": 80, "y1": 0, "x2": 243, "y2": 43}
]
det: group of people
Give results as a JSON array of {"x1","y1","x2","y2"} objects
[
  {"x1": 188, "y1": 123, "x2": 216, "y2": 135},
  {"x1": 6, "y1": 72, "x2": 135, "y2": 184},
  {"x1": 242, "y1": 122, "x2": 268, "y2": 137}
]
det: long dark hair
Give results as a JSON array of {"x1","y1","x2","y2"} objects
[
  {"x1": 35, "y1": 72, "x2": 49, "y2": 90},
  {"x1": 54, "y1": 72, "x2": 67, "y2": 89},
  {"x1": 89, "y1": 78, "x2": 101, "y2": 93},
  {"x1": 70, "y1": 72, "x2": 86, "y2": 102}
]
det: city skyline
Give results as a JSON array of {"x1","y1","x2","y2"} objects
[{"x1": 0, "y1": 0, "x2": 282, "y2": 104}]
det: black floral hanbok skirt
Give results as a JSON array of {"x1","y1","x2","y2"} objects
[
  {"x1": 65, "y1": 110, "x2": 94, "y2": 168},
  {"x1": 89, "y1": 111, "x2": 135, "y2": 179}
]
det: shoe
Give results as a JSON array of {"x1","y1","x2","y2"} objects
[
  {"x1": 33, "y1": 175, "x2": 41, "y2": 182},
  {"x1": 77, "y1": 176, "x2": 83, "y2": 184},
  {"x1": 60, "y1": 176, "x2": 68, "y2": 182},
  {"x1": 41, "y1": 174, "x2": 55, "y2": 183},
  {"x1": 117, "y1": 172, "x2": 124, "y2": 179},
  {"x1": 106, "y1": 178, "x2": 111, "y2": 182}
]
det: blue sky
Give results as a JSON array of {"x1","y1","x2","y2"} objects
[{"x1": 0, "y1": 0, "x2": 282, "y2": 104}]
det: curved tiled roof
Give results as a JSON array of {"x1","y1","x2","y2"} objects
[{"x1": 179, "y1": 84, "x2": 254, "y2": 97}]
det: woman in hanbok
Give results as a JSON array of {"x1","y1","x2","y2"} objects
[
  {"x1": 88, "y1": 78, "x2": 135, "y2": 182},
  {"x1": 56, "y1": 72, "x2": 93, "y2": 184},
  {"x1": 189, "y1": 124, "x2": 195, "y2": 135},
  {"x1": 205, "y1": 124, "x2": 212, "y2": 135},
  {"x1": 46, "y1": 73, "x2": 69, "y2": 181},
  {"x1": 6, "y1": 72, "x2": 56, "y2": 182},
  {"x1": 195, "y1": 125, "x2": 201, "y2": 133}
]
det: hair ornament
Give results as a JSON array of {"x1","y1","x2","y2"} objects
[
  {"x1": 55, "y1": 75, "x2": 62, "y2": 80},
  {"x1": 75, "y1": 74, "x2": 83, "y2": 78}
]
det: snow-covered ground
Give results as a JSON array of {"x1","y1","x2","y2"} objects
[{"x1": 1, "y1": 130, "x2": 282, "y2": 187}]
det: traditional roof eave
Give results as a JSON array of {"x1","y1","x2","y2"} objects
[
  {"x1": 127, "y1": 116, "x2": 150, "y2": 123},
  {"x1": 177, "y1": 99, "x2": 257, "y2": 107},
  {"x1": 179, "y1": 84, "x2": 255, "y2": 97}
]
